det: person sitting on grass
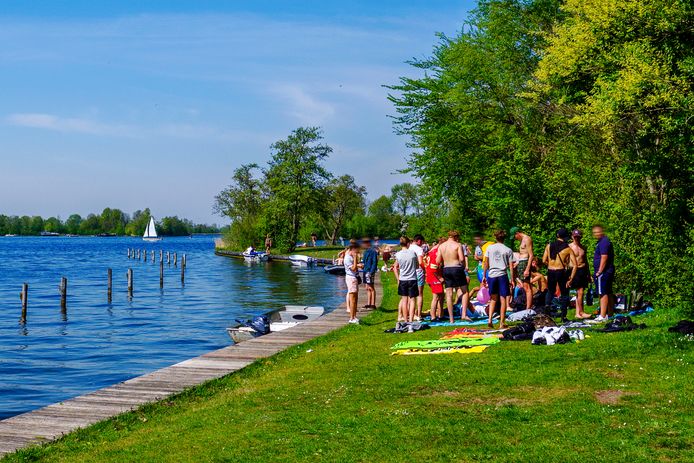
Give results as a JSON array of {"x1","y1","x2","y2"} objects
[
  {"x1": 530, "y1": 258, "x2": 548, "y2": 307},
  {"x1": 483, "y1": 229, "x2": 515, "y2": 329},
  {"x1": 393, "y1": 236, "x2": 419, "y2": 324}
]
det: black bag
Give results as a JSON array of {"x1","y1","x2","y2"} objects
[{"x1": 502, "y1": 321, "x2": 535, "y2": 341}]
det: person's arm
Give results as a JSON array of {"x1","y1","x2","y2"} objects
[
  {"x1": 482, "y1": 251, "x2": 489, "y2": 285},
  {"x1": 542, "y1": 244, "x2": 549, "y2": 266},
  {"x1": 393, "y1": 259, "x2": 400, "y2": 281},
  {"x1": 596, "y1": 255, "x2": 608, "y2": 276},
  {"x1": 459, "y1": 245, "x2": 468, "y2": 272},
  {"x1": 509, "y1": 252, "x2": 516, "y2": 287},
  {"x1": 436, "y1": 248, "x2": 443, "y2": 267},
  {"x1": 525, "y1": 237, "x2": 534, "y2": 277},
  {"x1": 567, "y1": 251, "x2": 578, "y2": 286}
]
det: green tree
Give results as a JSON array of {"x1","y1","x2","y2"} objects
[
  {"x1": 125, "y1": 209, "x2": 151, "y2": 236},
  {"x1": 214, "y1": 164, "x2": 263, "y2": 249},
  {"x1": 318, "y1": 175, "x2": 366, "y2": 244},
  {"x1": 263, "y1": 127, "x2": 333, "y2": 252},
  {"x1": 65, "y1": 214, "x2": 83, "y2": 234}
]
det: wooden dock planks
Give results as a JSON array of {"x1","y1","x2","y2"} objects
[{"x1": 0, "y1": 274, "x2": 381, "y2": 457}]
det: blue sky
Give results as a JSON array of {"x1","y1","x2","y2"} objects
[{"x1": 0, "y1": 1, "x2": 472, "y2": 224}]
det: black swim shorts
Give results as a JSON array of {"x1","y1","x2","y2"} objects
[{"x1": 443, "y1": 266, "x2": 467, "y2": 289}]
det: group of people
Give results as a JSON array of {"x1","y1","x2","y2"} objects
[
  {"x1": 337, "y1": 225, "x2": 615, "y2": 329},
  {"x1": 376, "y1": 225, "x2": 615, "y2": 329}
]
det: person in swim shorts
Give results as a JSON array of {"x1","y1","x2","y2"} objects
[
  {"x1": 483, "y1": 229, "x2": 515, "y2": 329},
  {"x1": 394, "y1": 236, "x2": 420, "y2": 323},
  {"x1": 437, "y1": 230, "x2": 470, "y2": 323},
  {"x1": 409, "y1": 234, "x2": 427, "y2": 320},
  {"x1": 569, "y1": 229, "x2": 592, "y2": 319}
]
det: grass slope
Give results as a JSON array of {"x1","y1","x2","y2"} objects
[{"x1": 5, "y1": 273, "x2": 693, "y2": 462}]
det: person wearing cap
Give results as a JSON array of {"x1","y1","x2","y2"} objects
[
  {"x1": 542, "y1": 228, "x2": 578, "y2": 322},
  {"x1": 511, "y1": 227, "x2": 534, "y2": 311},
  {"x1": 569, "y1": 229, "x2": 592, "y2": 319}
]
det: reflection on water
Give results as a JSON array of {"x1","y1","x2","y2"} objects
[{"x1": 0, "y1": 236, "x2": 345, "y2": 419}]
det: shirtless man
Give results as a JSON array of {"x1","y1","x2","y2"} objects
[
  {"x1": 569, "y1": 229, "x2": 592, "y2": 319},
  {"x1": 436, "y1": 230, "x2": 470, "y2": 323},
  {"x1": 510, "y1": 227, "x2": 534, "y2": 310},
  {"x1": 542, "y1": 228, "x2": 578, "y2": 322}
]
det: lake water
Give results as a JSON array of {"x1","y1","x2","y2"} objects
[{"x1": 0, "y1": 236, "x2": 347, "y2": 419}]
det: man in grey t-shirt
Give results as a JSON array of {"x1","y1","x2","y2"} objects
[
  {"x1": 394, "y1": 236, "x2": 419, "y2": 323},
  {"x1": 483, "y1": 230, "x2": 515, "y2": 329}
]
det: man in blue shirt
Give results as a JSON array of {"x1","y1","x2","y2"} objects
[
  {"x1": 592, "y1": 225, "x2": 615, "y2": 322},
  {"x1": 361, "y1": 238, "x2": 379, "y2": 309}
]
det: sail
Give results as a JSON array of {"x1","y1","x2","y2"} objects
[{"x1": 144, "y1": 217, "x2": 158, "y2": 238}]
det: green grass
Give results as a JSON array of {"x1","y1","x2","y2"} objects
[{"x1": 5, "y1": 273, "x2": 693, "y2": 462}]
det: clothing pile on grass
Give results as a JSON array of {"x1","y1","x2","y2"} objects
[
  {"x1": 502, "y1": 305, "x2": 652, "y2": 346},
  {"x1": 390, "y1": 328, "x2": 502, "y2": 356}
]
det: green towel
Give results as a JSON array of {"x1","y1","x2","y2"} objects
[{"x1": 391, "y1": 337, "x2": 500, "y2": 350}]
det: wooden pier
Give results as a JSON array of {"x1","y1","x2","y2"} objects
[{"x1": 0, "y1": 277, "x2": 381, "y2": 457}]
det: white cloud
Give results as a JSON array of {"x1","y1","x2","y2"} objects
[
  {"x1": 270, "y1": 85, "x2": 336, "y2": 126},
  {"x1": 6, "y1": 113, "x2": 134, "y2": 136}
]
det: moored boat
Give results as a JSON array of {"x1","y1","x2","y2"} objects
[
  {"x1": 242, "y1": 247, "x2": 269, "y2": 262},
  {"x1": 226, "y1": 305, "x2": 324, "y2": 343},
  {"x1": 324, "y1": 264, "x2": 346, "y2": 276},
  {"x1": 289, "y1": 254, "x2": 316, "y2": 266}
]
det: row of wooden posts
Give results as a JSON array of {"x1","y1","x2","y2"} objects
[
  {"x1": 18, "y1": 250, "x2": 187, "y2": 323},
  {"x1": 127, "y1": 248, "x2": 185, "y2": 267}
]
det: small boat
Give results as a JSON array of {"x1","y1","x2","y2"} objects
[
  {"x1": 289, "y1": 254, "x2": 316, "y2": 266},
  {"x1": 143, "y1": 217, "x2": 162, "y2": 242},
  {"x1": 242, "y1": 247, "x2": 269, "y2": 262},
  {"x1": 40, "y1": 231, "x2": 60, "y2": 237},
  {"x1": 4, "y1": 234, "x2": 17, "y2": 237},
  {"x1": 324, "y1": 264, "x2": 346, "y2": 276},
  {"x1": 96, "y1": 233, "x2": 117, "y2": 237},
  {"x1": 226, "y1": 305, "x2": 324, "y2": 343}
]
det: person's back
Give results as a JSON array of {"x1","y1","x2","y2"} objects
[
  {"x1": 395, "y1": 248, "x2": 418, "y2": 281},
  {"x1": 343, "y1": 250, "x2": 358, "y2": 278},
  {"x1": 439, "y1": 239, "x2": 464, "y2": 267},
  {"x1": 486, "y1": 242, "x2": 513, "y2": 277},
  {"x1": 362, "y1": 246, "x2": 378, "y2": 274}
]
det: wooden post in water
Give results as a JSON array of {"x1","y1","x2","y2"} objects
[
  {"x1": 144, "y1": 249, "x2": 148, "y2": 262},
  {"x1": 59, "y1": 277, "x2": 67, "y2": 313},
  {"x1": 180, "y1": 255, "x2": 185, "y2": 285},
  {"x1": 20, "y1": 283, "x2": 28, "y2": 322},
  {"x1": 107, "y1": 268, "x2": 113, "y2": 303},
  {"x1": 159, "y1": 261, "x2": 164, "y2": 288},
  {"x1": 174, "y1": 252, "x2": 178, "y2": 267},
  {"x1": 166, "y1": 251, "x2": 170, "y2": 265},
  {"x1": 136, "y1": 249, "x2": 140, "y2": 260},
  {"x1": 151, "y1": 250, "x2": 155, "y2": 262},
  {"x1": 127, "y1": 248, "x2": 131, "y2": 259},
  {"x1": 127, "y1": 268, "x2": 133, "y2": 297},
  {"x1": 159, "y1": 250, "x2": 163, "y2": 262}
]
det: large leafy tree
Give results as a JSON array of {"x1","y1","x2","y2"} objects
[
  {"x1": 214, "y1": 164, "x2": 264, "y2": 248},
  {"x1": 318, "y1": 175, "x2": 367, "y2": 245},
  {"x1": 263, "y1": 127, "x2": 333, "y2": 251}
]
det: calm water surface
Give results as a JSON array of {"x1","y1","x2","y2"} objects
[{"x1": 0, "y1": 236, "x2": 347, "y2": 419}]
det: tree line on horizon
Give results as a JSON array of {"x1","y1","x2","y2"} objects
[
  {"x1": 387, "y1": 0, "x2": 693, "y2": 307},
  {"x1": 0, "y1": 208, "x2": 221, "y2": 236}
]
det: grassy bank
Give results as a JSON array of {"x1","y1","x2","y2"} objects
[{"x1": 5, "y1": 273, "x2": 693, "y2": 462}]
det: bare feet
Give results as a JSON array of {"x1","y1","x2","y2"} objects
[
  {"x1": 499, "y1": 324, "x2": 508, "y2": 330},
  {"x1": 449, "y1": 318, "x2": 455, "y2": 324},
  {"x1": 461, "y1": 317, "x2": 472, "y2": 322},
  {"x1": 487, "y1": 323, "x2": 495, "y2": 329}
]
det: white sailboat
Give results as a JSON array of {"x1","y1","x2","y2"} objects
[{"x1": 143, "y1": 217, "x2": 162, "y2": 242}]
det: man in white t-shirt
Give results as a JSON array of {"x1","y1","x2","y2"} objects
[
  {"x1": 483, "y1": 230, "x2": 515, "y2": 329},
  {"x1": 409, "y1": 234, "x2": 426, "y2": 320},
  {"x1": 393, "y1": 236, "x2": 420, "y2": 323}
]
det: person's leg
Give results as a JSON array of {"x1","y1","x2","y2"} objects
[
  {"x1": 416, "y1": 285, "x2": 424, "y2": 320},
  {"x1": 430, "y1": 292, "x2": 439, "y2": 320},
  {"x1": 349, "y1": 292, "x2": 358, "y2": 320},
  {"x1": 558, "y1": 271, "x2": 570, "y2": 321},
  {"x1": 499, "y1": 294, "x2": 508, "y2": 328},
  {"x1": 523, "y1": 280, "x2": 533, "y2": 310},
  {"x1": 575, "y1": 287, "x2": 584, "y2": 317},
  {"x1": 488, "y1": 295, "x2": 498, "y2": 328},
  {"x1": 369, "y1": 281, "x2": 376, "y2": 307},
  {"x1": 445, "y1": 287, "x2": 455, "y2": 323},
  {"x1": 545, "y1": 271, "x2": 557, "y2": 307},
  {"x1": 408, "y1": 296, "x2": 416, "y2": 322},
  {"x1": 460, "y1": 286, "x2": 470, "y2": 321},
  {"x1": 600, "y1": 295, "x2": 609, "y2": 318}
]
